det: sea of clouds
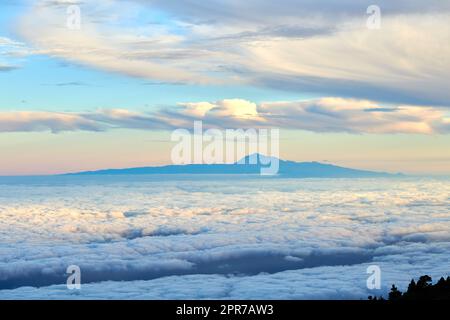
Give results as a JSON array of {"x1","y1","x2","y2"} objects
[{"x1": 0, "y1": 176, "x2": 449, "y2": 299}]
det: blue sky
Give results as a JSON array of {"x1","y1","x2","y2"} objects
[
  {"x1": 0, "y1": 1, "x2": 306, "y2": 111},
  {"x1": 0, "y1": 0, "x2": 449, "y2": 175},
  {"x1": 1, "y1": 55, "x2": 307, "y2": 112}
]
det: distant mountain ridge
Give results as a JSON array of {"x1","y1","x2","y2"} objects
[{"x1": 67, "y1": 154, "x2": 399, "y2": 178}]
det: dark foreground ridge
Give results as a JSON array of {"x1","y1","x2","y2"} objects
[
  {"x1": 369, "y1": 275, "x2": 450, "y2": 301},
  {"x1": 67, "y1": 154, "x2": 401, "y2": 178}
]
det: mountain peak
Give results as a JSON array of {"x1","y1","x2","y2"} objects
[{"x1": 237, "y1": 153, "x2": 281, "y2": 165}]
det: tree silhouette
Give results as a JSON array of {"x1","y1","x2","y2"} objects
[
  {"x1": 417, "y1": 275, "x2": 432, "y2": 288},
  {"x1": 371, "y1": 274, "x2": 450, "y2": 300},
  {"x1": 388, "y1": 285, "x2": 402, "y2": 301}
]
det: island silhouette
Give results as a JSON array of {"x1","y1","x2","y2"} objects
[{"x1": 67, "y1": 154, "x2": 401, "y2": 178}]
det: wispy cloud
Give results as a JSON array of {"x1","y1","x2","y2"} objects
[
  {"x1": 0, "y1": 111, "x2": 104, "y2": 133},
  {"x1": 41, "y1": 81, "x2": 92, "y2": 87},
  {"x1": 0, "y1": 36, "x2": 30, "y2": 60},
  {"x1": 0, "y1": 64, "x2": 18, "y2": 72},
  {"x1": 13, "y1": 0, "x2": 450, "y2": 106},
  {"x1": 1, "y1": 98, "x2": 449, "y2": 134},
  {"x1": 170, "y1": 98, "x2": 450, "y2": 134}
]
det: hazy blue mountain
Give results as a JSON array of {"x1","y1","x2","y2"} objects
[{"x1": 67, "y1": 154, "x2": 399, "y2": 178}]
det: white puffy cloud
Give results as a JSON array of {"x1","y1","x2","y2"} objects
[{"x1": 180, "y1": 99, "x2": 259, "y2": 119}]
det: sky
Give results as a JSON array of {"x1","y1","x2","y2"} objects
[{"x1": 0, "y1": 0, "x2": 449, "y2": 175}]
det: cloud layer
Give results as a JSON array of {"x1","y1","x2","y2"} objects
[
  {"x1": 13, "y1": 0, "x2": 450, "y2": 106},
  {"x1": 0, "y1": 176, "x2": 449, "y2": 298},
  {"x1": 1, "y1": 98, "x2": 449, "y2": 134}
]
